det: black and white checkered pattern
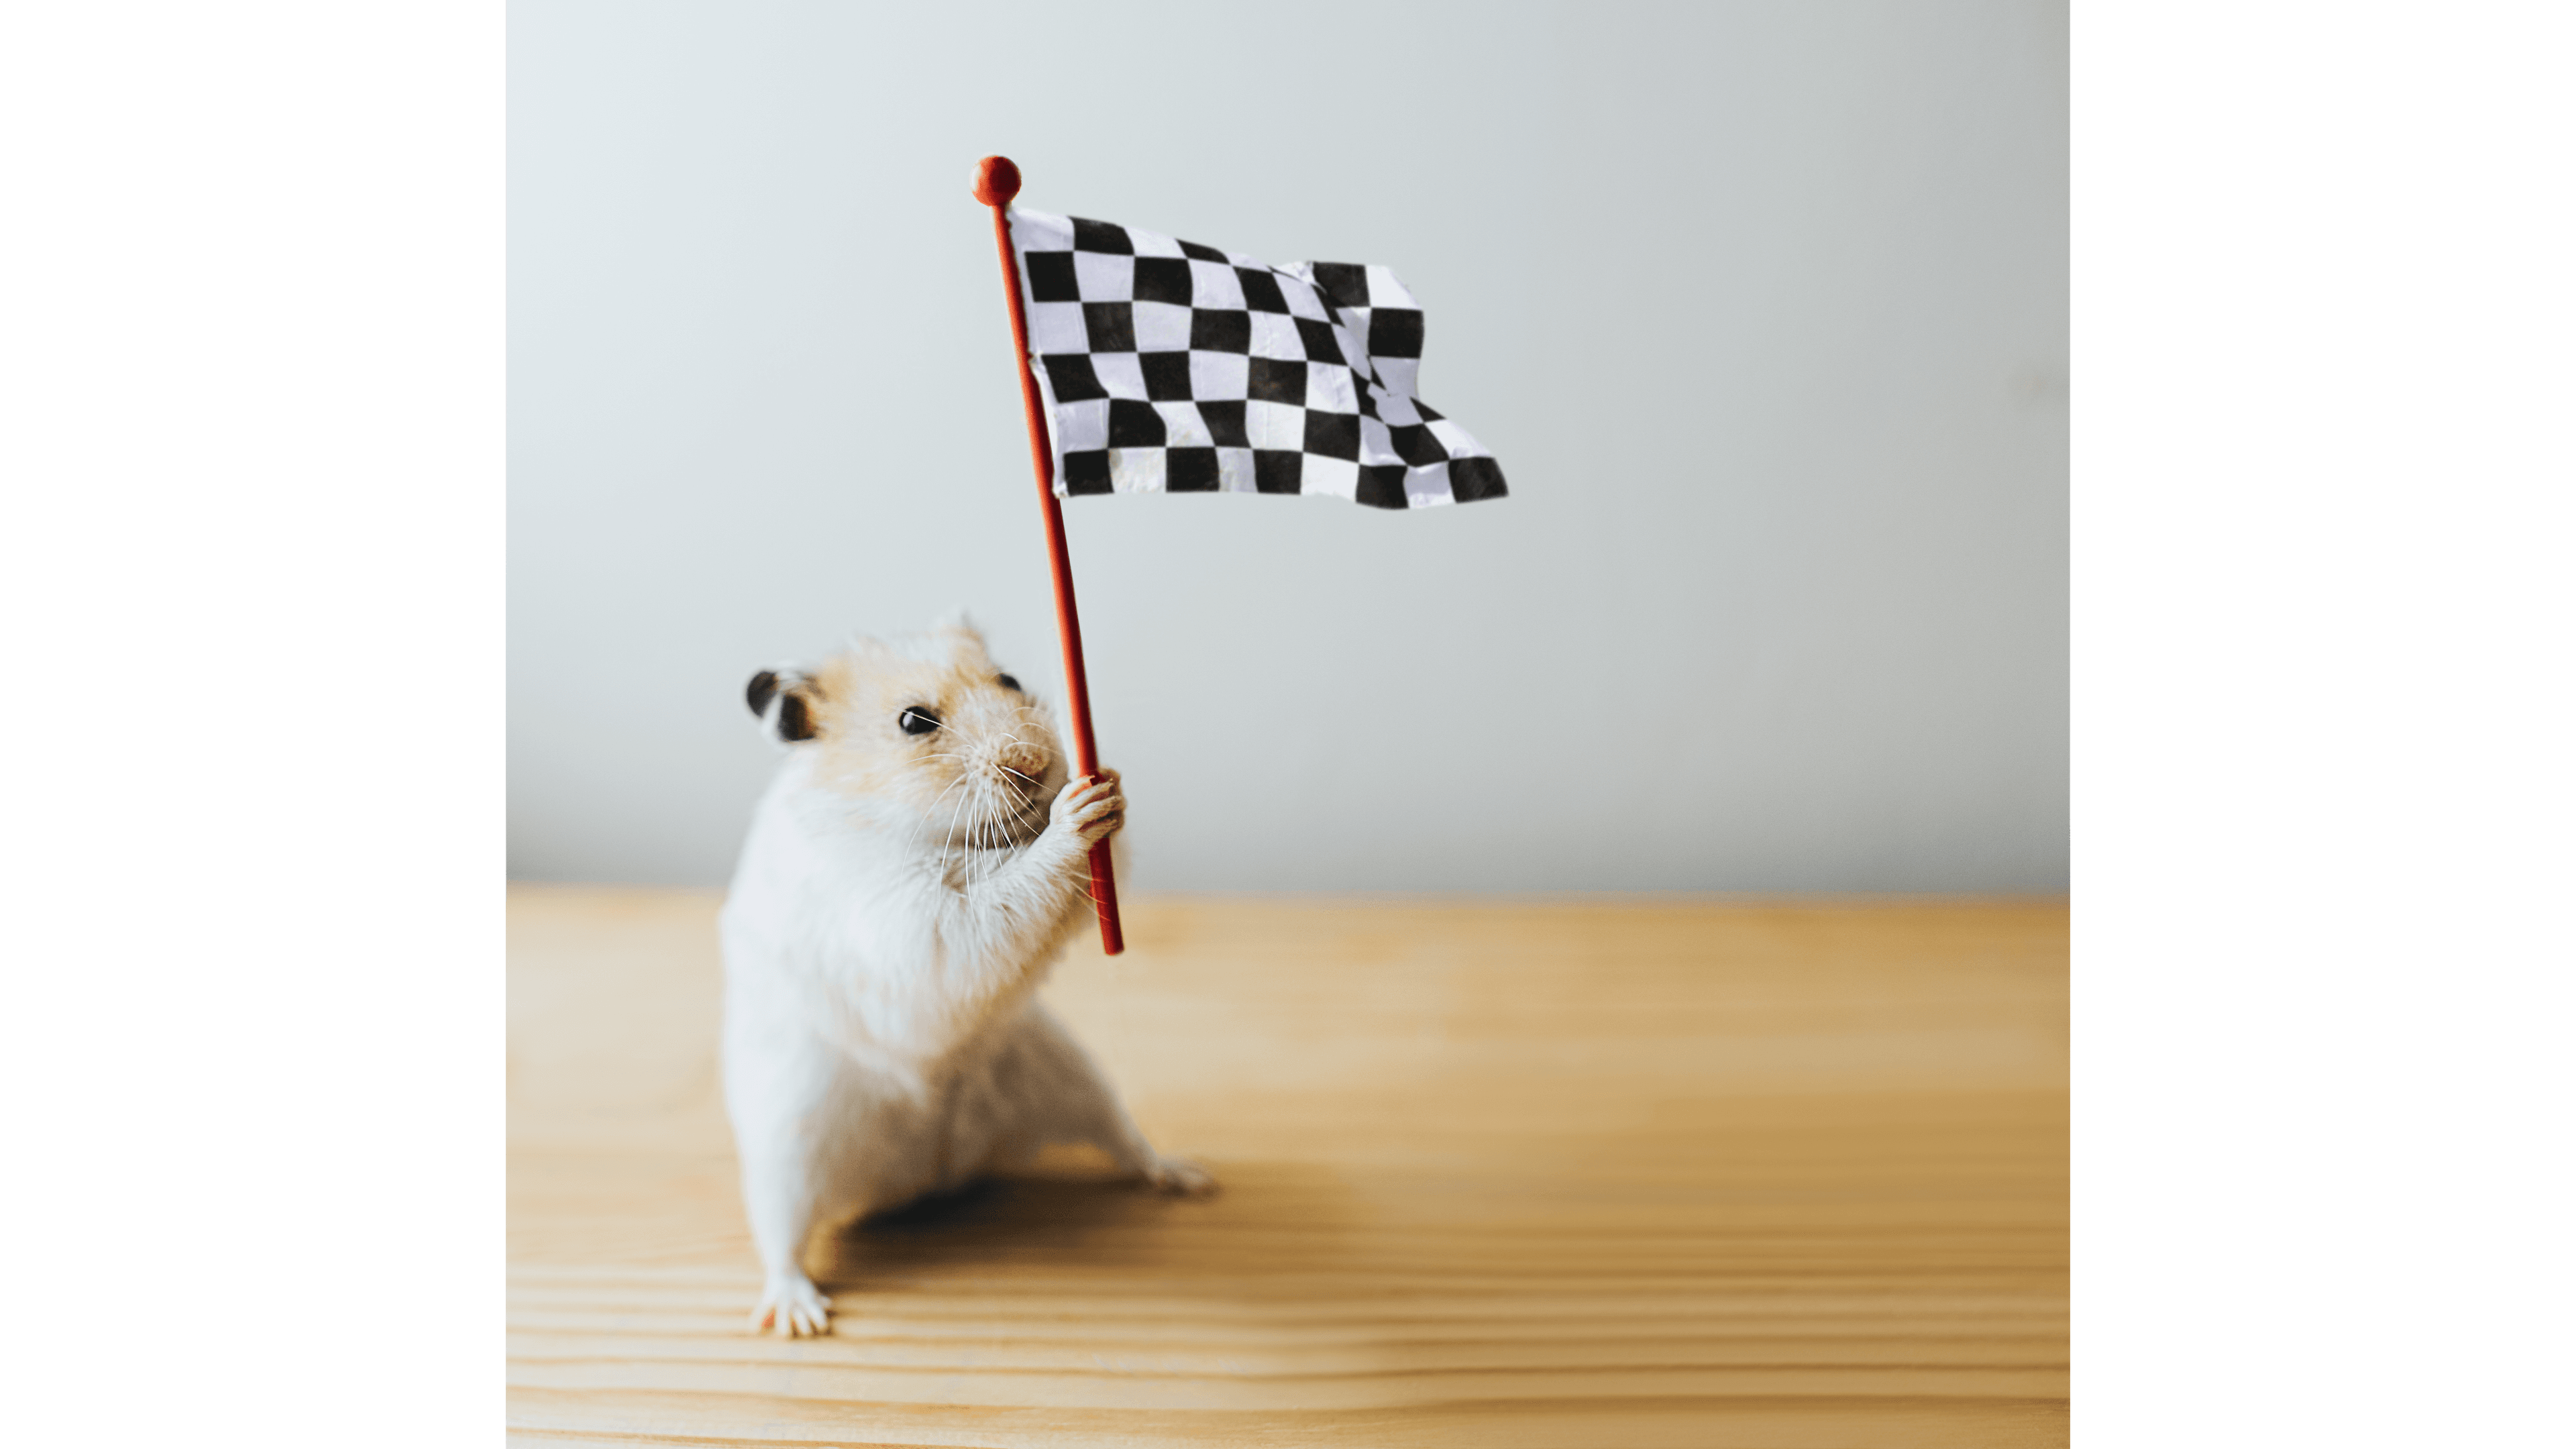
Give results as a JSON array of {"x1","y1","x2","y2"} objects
[{"x1": 1010, "y1": 209, "x2": 1506, "y2": 510}]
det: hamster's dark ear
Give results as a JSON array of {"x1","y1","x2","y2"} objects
[{"x1": 745, "y1": 668, "x2": 819, "y2": 743}]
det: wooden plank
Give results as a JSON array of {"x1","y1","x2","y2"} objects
[{"x1": 508, "y1": 888, "x2": 2068, "y2": 1446}]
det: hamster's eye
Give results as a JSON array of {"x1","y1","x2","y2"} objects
[
  {"x1": 997, "y1": 674, "x2": 1022, "y2": 692},
  {"x1": 898, "y1": 706, "x2": 941, "y2": 736}
]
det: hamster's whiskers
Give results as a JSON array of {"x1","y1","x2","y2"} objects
[
  {"x1": 984, "y1": 788, "x2": 1049, "y2": 853},
  {"x1": 923, "y1": 750, "x2": 1046, "y2": 800},
  {"x1": 916, "y1": 722, "x2": 1058, "y2": 877},
  {"x1": 938, "y1": 774, "x2": 981, "y2": 885},
  {"x1": 918, "y1": 766, "x2": 979, "y2": 885},
  {"x1": 967, "y1": 776, "x2": 1041, "y2": 858}
]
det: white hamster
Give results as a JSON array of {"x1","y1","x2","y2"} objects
[{"x1": 719, "y1": 614, "x2": 1211, "y2": 1338}]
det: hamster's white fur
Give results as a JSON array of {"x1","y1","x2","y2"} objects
[{"x1": 719, "y1": 619, "x2": 1210, "y2": 1337}]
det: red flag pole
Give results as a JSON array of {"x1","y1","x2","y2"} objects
[{"x1": 971, "y1": 154, "x2": 1124, "y2": 955}]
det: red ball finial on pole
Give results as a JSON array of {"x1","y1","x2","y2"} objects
[{"x1": 971, "y1": 155, "x2": 1022, "y2": 208}]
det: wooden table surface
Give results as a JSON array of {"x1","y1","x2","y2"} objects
[{"x1": 508, "y1": 888, "x2": 2068, "y2": 1447}]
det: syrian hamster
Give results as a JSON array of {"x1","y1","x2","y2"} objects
[{"x1": 719, "y1": 614, "x2": 1210, "y2": 1337}]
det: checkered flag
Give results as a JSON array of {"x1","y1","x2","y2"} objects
[{"x1": 1009, "y1": 209, "x2": 1507, "y2": 510}]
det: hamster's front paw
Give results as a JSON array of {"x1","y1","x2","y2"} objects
[
  {"x1": 1144, "y1": 1155, "x2": 1217, "y2": 1196},
  {"x1": 751, "y1": 1273, "x2": 833, "y2": 1337},
  {"x1": 1050, "y1": 768, "x2": 1126, "y2": 846}
]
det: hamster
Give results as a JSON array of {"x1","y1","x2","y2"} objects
[{"x1": 718, "y1": 614, "x2": 1212, "y2": 1338}]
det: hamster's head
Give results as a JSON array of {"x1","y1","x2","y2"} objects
[{"x1": 745, "y1": 614, "x2": 1066, "y2": 848}]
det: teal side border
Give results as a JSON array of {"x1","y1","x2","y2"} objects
[
  {"x1": 3, "y1": 5, "x2": 492, "y2": 1433},
  {"x1": 2081, "y1": 5, "x2": 2565, "y2": 1433}
]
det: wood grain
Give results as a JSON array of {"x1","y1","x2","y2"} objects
[{"x1": 508, "y1": 888, "x2": 2068, "y2": 1446}]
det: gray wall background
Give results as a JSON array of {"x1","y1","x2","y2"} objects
[{"x1": 508, "y1": 0, "x2": 2068, "y2": 892}]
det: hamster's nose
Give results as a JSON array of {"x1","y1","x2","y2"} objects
[{"x1": 990, "y1": 745, "x2": 1048, "y2": 788}]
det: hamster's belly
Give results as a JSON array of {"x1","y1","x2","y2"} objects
[{"x1": 816, "y1": 1018, "x2": 1047, "y2": 1220}]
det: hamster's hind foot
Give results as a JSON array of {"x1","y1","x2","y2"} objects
[
  {"x1": 751, "y1": 1273, "x2": 833, "y2": 1337},
  {"x1": 1144, "y1": 1156, "x2": 1218, "y2": 1196}
]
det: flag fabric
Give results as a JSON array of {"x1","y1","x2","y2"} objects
[{"x1": 1008, "y1": 209, "x2": 1507, "y2": 510}]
